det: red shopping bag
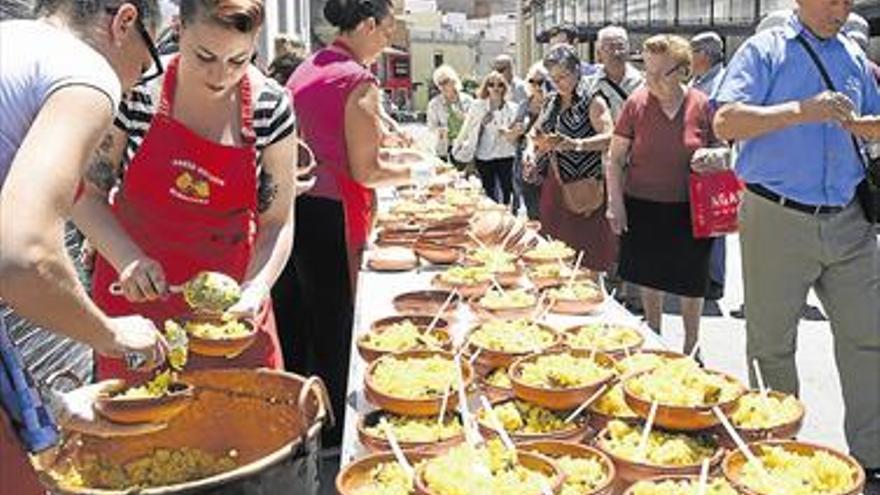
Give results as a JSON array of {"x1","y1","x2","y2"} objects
[{"x1": 689, "y1": 170, "x2": 743, "y2": 238}]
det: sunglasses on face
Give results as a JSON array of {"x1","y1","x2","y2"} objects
[
  {"x1": 487, "y1": 82, "x2": 504, "y2": 89},
  {"x1": 106, "y1": 7, "x2": 164, "y2": 83},
  {"x1": 528, "y1": 78, "x2": 545, "y2": 85}
]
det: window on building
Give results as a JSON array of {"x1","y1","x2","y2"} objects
[
  {"x1": 434, "y1": 52, "x2": 444, "y2": 68},
  {"x1": 278, "y1": 0, "x2": 288, "y2": 34}
]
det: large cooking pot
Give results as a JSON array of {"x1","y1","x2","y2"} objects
[{"x1": 39, "y1": 368, "x2": 333, "y2": 495}]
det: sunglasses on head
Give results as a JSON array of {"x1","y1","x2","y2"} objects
[{"x1": 105, "y1": 6, "x2": 164, "y2": 83}]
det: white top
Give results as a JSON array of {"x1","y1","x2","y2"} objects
[
  {"x1": 462, "y1": 99, "x2": 518, "y2": 161},
  {"x1": 0, "y1": 20, "x2": 121, "y2": 187},
  {"x1": 426, "y1": 92, "x2": 473, "y2": 155},
  {"x1": 588, "y1": 63, "x2": 644, "y2": 121}
]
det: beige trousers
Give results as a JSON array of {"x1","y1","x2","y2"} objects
[{"x1": 739, "y1": 189, "x2": 880, "y2": 467}]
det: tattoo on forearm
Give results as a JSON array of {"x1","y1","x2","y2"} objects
[
  {"x1": 257, "y1": 170, "x2": 279, "y2": 213},
  {"x1": 85, "y1": 134, "x2": 118, "y2": 193}
]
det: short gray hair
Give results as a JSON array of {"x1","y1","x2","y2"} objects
[
  {"x1": 543, "y1": 43, "x2": 581, "y2": 77},
  {"x1": 36, "y1": 0, "x2": 161, "y2": 30},
  {"x1": 597, "y1": 25, "x2": 629, "y2": 51},
  {"x1": 432, "y1": 64, "x2": 462, "y2": 91},
  {"x1": 691, "y1": 31, "x2": 723, "y2": 65}
]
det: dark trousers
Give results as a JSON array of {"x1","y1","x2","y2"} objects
[
  {"x1": 475, "y1": 157, "x2": 514, "y2": 205},
  {"x1": 521, "y1": 182, "x2": 542, "y2": 220},
  {"x1": 272, "y1": 195, "x2": 353, "y2": 447}
]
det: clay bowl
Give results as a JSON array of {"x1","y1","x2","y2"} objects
[
  {"x1": 364, "y1": 350, "x2": 475, "y2": 417},
  {"x1": 94, "y1": 380, "x2": 194, "y2": 425},
  {"x1": 413, "y1": 240, "x2": 464, "y2": 265},
  {"x1": 621, "y1": 475, "x2": 736, "y2": 495},
  {"x1": 493, "y1": 264, "x2": 525, "y2": 287},
  {"x1": 563, "y1": 323, "x2": 646, "y2": 358},
  {"x1": 431, "y1": 273, "x2": 492, "y2": 298},
  {"x1": 622, "y1": 369, "x2": 747, "y2": 431},
  {"x1": 543, "y1": 283, "x2": 606, "y2": 315},
  {"x1": 357, "y1": 409, "x2": 465, "y2": 455},
  {"x1": 585, "y1": 383, "x2": 642, "y2": 433},
  {"x1": 464, "y1": 321, "x2": 561, "y2": 369},
  {"x1": 477, "y1": 367, "x2": 515, "y2": 403},
  {"x1": 336, "y1": 450, "x2": 434, "y2": 495},
  {"x1": 595, "y1": 425, "x2": 725, "y2": 486},
  {"x1": 183, "y1": 317, "x2": 258, "y2": 358},
  {"x1": 722, "y1": 440, "x2": 866, "y2": 495},
  {"x1": 527, "y1": 266, "x2": 596, "y2": 290},
  {"x1": 520, "y1": 441, "x2": 617, "y2": 495},
  {"x1": 520, "y1": 248, "x2": 576, "y2": 266},
  {"x1": 367, "y1": 247, "x2": 419, "y2": 272},
  {"x1": 509, "y1": 349, "x2": 617, "y2": 411},
  {"x1": 469, "y1": 290, "x2": 540, "y2": 321},
  {"x1": 714, "y1": 390, "x2": 805, "y2": 448},
  {"x1": 414, "y1": 448, "x2": 565, "y2": 495},
  {"x1": 392, "y1": 290, "x2": 461, "y2": 317},
  {"x1": 357, "y1": 315, "x2": 453, "y2": 363},
  {"x1": 476, "y1": 397, "x2": 592, "y2": 445}
]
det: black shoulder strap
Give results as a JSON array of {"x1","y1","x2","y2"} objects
[
  {"x1": 603, "y1": 76, "x2": 630, "y2": 101},
  {"x1": 795, "y1": 33, "x2": 867, "y2": 170}
]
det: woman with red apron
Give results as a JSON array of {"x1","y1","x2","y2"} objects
[
  {"x1": 278, "y1": 2, "x2": 426, "y2": 446},
  {"x1": 74, "y1": 1, "x2": 298, "y2": 383}
]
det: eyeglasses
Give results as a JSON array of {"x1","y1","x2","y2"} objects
[
  {"x1": 487, "y1": 82, "x2": 504, "y2": 89},
  {"x1": 528, "y1": 78, "x2": 545, "y2": 85},
  {"x1": 106, "y1": 7, "x2": 164, "y2": 83},
  {"x1": 646, "y1": 61, "x2": 686, "y2": 80}
]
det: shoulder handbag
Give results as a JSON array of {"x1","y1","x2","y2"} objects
[
  {"x1": 451, "y1": 103, "x2": 486, "y2": 163},
  {"x1": 547, "y1": 97, "x2": 605, "y2": 217},
  {"x1": 796, "y1": 34, "x2": 880, "y2": 223}
]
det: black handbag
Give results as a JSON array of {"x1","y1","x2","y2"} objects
[{"x1": 796, "y1": 34, "x2": 880, "y2": 223}]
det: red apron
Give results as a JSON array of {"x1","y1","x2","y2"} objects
[{"x1": 91, "y1": 56, "x2": 282, "y2": 382}]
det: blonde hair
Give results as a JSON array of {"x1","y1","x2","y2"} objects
[
  {"x1": 643, "y1": 34, "x2": 693, "y2": 82},
  {"x1": 432, "y1": 65, "x2": 462, "y2": 91},
  {"x1": 477, "y1": 71, "x2": 508, "y2": 100}
]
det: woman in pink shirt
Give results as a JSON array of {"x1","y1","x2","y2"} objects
[
  {"x1": 280, "y1": 0, "x2": 420, "y2": 446},
  {"x1": 607, "y1": 35, "x2": 721, "y2": 359}
]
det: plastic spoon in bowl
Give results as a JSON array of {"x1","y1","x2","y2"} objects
[
  {"x1": 379, "y1": 418, "x2": 414, "y2": 478},
  {"x1": 752, "y1": 358, "x2": 769, "y2": 399},
  {"x1": 697, "y1": 458, "x2": 710, "y2": 495},
  {"x1": 564, "y1": 382, "x2": 609, "y2": 424},
  {"x1": 479, "y1": 395, "x2": 516, "y2": 453},
  {"x1": 568, "y1": 251, "x2": 585, "y2": 286},
  {"x1": 638, "y1": 401, "x2": 659, "y2": 462}
]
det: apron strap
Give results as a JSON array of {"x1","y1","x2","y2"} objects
[{"x1": 157, "y1": 56, "x2": 256, "y2": 146}]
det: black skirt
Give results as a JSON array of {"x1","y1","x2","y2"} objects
[{"x1": 618, "y1": 195, "x2": 712, "y2": 298}]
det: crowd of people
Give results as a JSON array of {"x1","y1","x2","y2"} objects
[{"x1": 0, "y1": 0, "x2": 878, "y2": 493}]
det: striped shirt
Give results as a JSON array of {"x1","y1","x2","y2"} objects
[
  {"x1": 114, "y1": 70, "x2": 296, "y2": 177},
  {"x1": 537, "y1": 85, "x2": 604, "y2": 183}
]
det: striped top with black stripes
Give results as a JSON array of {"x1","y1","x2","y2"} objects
[{"x1": 114, "y1": 73, "x2": 296, "y2": 177}]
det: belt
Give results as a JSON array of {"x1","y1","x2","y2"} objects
[{"x1": 746, "y1": 183, "x2": 844, "y2": 215}]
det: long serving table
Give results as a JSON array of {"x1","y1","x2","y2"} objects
[{"x1": 338, "y1": 264, "x2": 675, "y2": 465}]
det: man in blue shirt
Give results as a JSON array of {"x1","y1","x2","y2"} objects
[{"x1": 713, "y1": 1, "x2": 880, "y2": 484}]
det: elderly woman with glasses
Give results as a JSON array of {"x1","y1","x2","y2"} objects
[
  {"x1": 73, "y1": 0, "x2": 300, "y2": 380},
  {"x1": 426, "y1": 65, "x2": 474, "y2": 164},
  {"x1": 532, "y1": 44, "x2": 617, "y2": 273},
  {"x1": 456, "y1": 70, "x2": 519, "y2": 204},
  {"x1": 607, "y1": 35, "x2": 723, "y2": 358},
  {"x1": 513, "y1": 62, "x2": 553, "y2": 220}
]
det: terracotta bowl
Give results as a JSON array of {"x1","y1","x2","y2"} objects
[
  {"x1": 543, "y1": 283, "x2": 606, "y2": 315},
  {"x1": 621, "y1": 475, "x2": 736, "y2": 495},
  {"x1": 357, "y1": 409, "x2": 465, "y2": 455},
  {"x1": 94, "y1": 380, "x2": 194, "y2": 425},
  {"x1": 414, "y1": 240, "x2": 464, "y2": 265},
  {"x1": 414, "y1": 449, "x2": 564, "y2": 495},
  {"x1": 475, "y1": 397, "x2": 592, "y2": 445},
  {"x1": 527, "y1": 267, "x2": 596, "y2": 290},
  {"x1": 509, "y1": 349, "x2": 617, "y2": 411},
  {"x1": 364, "y1": 350, "x2": 475, "y2": 417},
  {"x1": 336, "y1": 451, "x2": 434, "y2": 495},
  {"x1": 615, "y1": 350, "x2": 689, "y2": 378},
  {"x1": 464, "y1": 321, "x2": 561, "y2": 369},
  {"x1": 622, "y1": 369, "x2": 747, "y2": 431},
  {"x1": 375, "y1": 227, "x2": 421, "y2": 247},
  {"x1": 357, "y1": 315, "x2": 453, "y2": 363},
  {"x1": 477, "y1": 367, "x2": 515, "y2": 403},
  {"x1": 183, "y1": 317, "x2": 258, "y2": 358},
  {"x1": 520, "y1": 441, "x2": 616, "y2": 495},
  {"x1": 431, "y1": 273, "x2": 492, "y2": 298},
  {"x1": 714, "y1": 390, "x2": 805, "y2": 449},
  {"x1": 563, "y1": 323, "x2": 646, "y2": 358},
  {"x1": 392, "y1": 290, "x2": 461, "y2": 317},
  {"x1": 366, "y1": 247, "x2": 419, "y2": 272},
  {"x1": 521, "y1": 249, "x2": 576, "y2": 266},
  {"x1": 722, "y1": 440, "x2": 866, "y2": 495},
  {"x1": 469, "y1": 290, "x2": 540, "y2": 321},
  {"x1": 594, "y1": 426, "x2": 725, "y2": 486}
]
